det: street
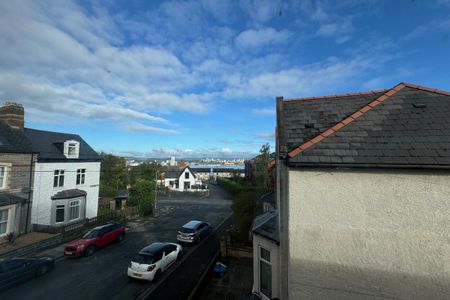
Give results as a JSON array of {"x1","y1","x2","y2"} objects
[{"x1": 0, "y1": 184, "x2": 232, "y2": 300}]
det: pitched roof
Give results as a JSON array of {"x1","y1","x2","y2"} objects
[
  {"x1": 164, "y1": 166, "x2": 180, "y2": 179},
  {"x1": 24, "y1": 128, "x2": 100, "y2": 162},
  {"x1": 252, "y1": 210, "x2": 279, "y2": 243},
  {"x1": 51, "y1": 189, "x2": 87, "y2": 200},
  {"x1": 0, "y1": 192, "x2": 27, "y2": 206},
  {"x1": 0, "y1": 120, "x2": 34, "y2": 153},
  {"x1": 279, "y1": 83, "x2": 450, "y2": 169}
]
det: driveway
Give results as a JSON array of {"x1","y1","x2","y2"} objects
[{"x1": 0, "y1": 193, "x2": 232, "y2": 300}]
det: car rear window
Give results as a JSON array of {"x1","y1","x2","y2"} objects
[
  {"x1": 180, "y1": 227, "x2": 195, "y2": 233},
  {"x1": 133, "y1": 254, "x2": 154, "y2": 264}
]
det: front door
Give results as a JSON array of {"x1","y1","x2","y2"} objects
[{"x1": 184, "y1": 182, "x2": 190, "y2": 190}]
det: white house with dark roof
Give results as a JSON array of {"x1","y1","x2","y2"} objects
[
  {"x1": 23, "y1": 127, "x2": 101, "y2": 228},
  {"x1": 163, "y1": 166, "x2": 202, "y2": 192},
  {"x1": 267, "y1": 82, "x2": 450, "y2": 299}
]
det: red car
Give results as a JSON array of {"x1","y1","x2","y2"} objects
[{"x1": 64, "y1": 223, "x2": 125, "y2": 257}]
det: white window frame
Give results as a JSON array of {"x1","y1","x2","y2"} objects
[
  {"x1": 259, "y1": 246, "x2": 272, "y2": 299},
  {"x1": 0, "y1": 165, "x2": 7, "y2": 190},
  {"x1": 76, "y1": 169, "x2": 86, "y2": 185},
  {"x1": 64, "y1": 140, "x2": 80, "y2": 159},
  {"x1": 69, "y1": 200, "x2": 80, "y2": 221},
  {"x1": 0, "y1": 205, "x2": 15, "y2": 237},
  {"x1": 55, "y1": 204, "x2": 65, "y2": 224},
  {"x1": 53, "y1": 170, "x2": 65, "y2": 188}
]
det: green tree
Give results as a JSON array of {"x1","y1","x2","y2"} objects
[
  {"x1": 129, "y1": 162, "x2": 165, "y2": 184},
  {"x1": 128, "y1": 179, "x2": 154, "y2": 216},
  {"x1": 255, "y1": 143, "x2": 270, "y2": 188},
  {"x1": 231, "y1": 190, "x2": 257, "y2": 241},
  {"x1": 99, "y1": 152, "x2": 128, "y2": 196}
]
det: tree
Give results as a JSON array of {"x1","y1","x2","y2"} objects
[
  {"x1": 128, "y1": 179, "x2": 154, "y2": 216},
  {"x1": 99, "y1": 152, "x2": 128, "y2": 196},
  {"x1": 255, "y1": 143, "x2": 270, "y2": 188},
  {"x1": 129, "y1": 162, "x2": 165, "y2": 184}
]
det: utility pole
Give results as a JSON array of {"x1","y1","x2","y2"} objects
[{"x1": 154, "y1": 170, "x2": 159, "y2": 210}]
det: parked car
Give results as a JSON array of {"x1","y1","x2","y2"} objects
[
  {"x1": 64, "y1": 223, "x2": 125, "y2": 257},
  {"x1": 177, "y1": 220, "x2": 212, "y2": 244},
  {"x1": 127, "y1": 242, "x2": 182, "y2": 282},
  {"x1": 0, "y1": 257, "x2": 54, "y2": 290}
]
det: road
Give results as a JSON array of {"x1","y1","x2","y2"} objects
[{"x1": 1, "y1": 184, "x2": 232, "y2": 300}]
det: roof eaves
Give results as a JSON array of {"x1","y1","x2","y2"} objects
[{"x1": 288, "y1": 83, "x2": 407, "y2": 159}]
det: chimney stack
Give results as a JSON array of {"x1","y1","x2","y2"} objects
[{"x1": 0, "y1": 102, "x2": 25, "y2": 130}]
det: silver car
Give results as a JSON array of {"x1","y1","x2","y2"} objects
[{"x1": 177, "y1": 220, "x2": 212, "y2": 244}]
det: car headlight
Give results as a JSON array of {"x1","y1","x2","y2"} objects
[{"x1": 77, "y1": 244, "x2": 86, "y2": 250}]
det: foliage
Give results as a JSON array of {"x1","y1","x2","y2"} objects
[
  {"x1": 129, "y1": 162, "x2": 166, "y2": 183},
  {"x1": 231, "y1": 191, "x2": 257, "y2": 241},
  {"x1": 128, "y1": 179, "x2": 155, "y2": 216},
  {"x1": 99, "y1": 152, "x2": 128, "y2": 196},
  {"x1": 255, "y1": 143, "x2": 271, "y2": 188}
]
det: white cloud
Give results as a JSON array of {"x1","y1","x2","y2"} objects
[
  {"x1": 235, "y1": 27, "x2": 292, "y2": 50},
  {"x1": 123, "y1": 123, "x2": 178, "y2": 134},
  {"x1": 255, "y1": 132, "x2": 274, "y2": 139},
  {"x1": 251, "y1": 108, "x2": 275, "y2": 116}
]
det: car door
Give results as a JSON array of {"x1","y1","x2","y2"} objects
[
  {"x1": 196, "y1": 223, "x2": 206, "y2": 239},
  {"x1": 102, "y1": 225, "x2": 116, "y2": 246},
  {"x1": 96, "y1": 226, "x2": 110, "y2": 248},
  {"x1": 0, "y1": 259, "x2": 32, "y2": 288},
  {"x1": 162, "y1": 245, "x2": 177, "y2": 271}
]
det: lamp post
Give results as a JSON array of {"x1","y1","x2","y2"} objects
[{"x1": 154, "y1": 170, "x2": 159, "y2": 210}]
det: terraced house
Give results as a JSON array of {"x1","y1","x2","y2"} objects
[
  {"x1": 0, "y1": 103, "x2": 36, "y2": 239},
  {"x1": 253, "y1": 83, "x2": 450, "y2": 300}
]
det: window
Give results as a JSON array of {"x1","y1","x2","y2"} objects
[
  {"x1": 53, "y1": 170, "x2": 65, "y2": 188},
  {"x1": 55, "y1": 205, "x2": 65, "y2": 223},
  {"x1": 185, "y1": 172, "x2": 189, "y2": 179},
  {"x1": 260, "y1": 247, "x2": 272, "y2": 298},
  {"x1": 64, "y1": 140, "x2": 80, "y2": 158},
  {"x1": 0, "y1": 166, "x2": 6, "y2": 189},
  {"x1": 0, "y1": 209, "x2": 9, "y2": 235},
  {"x1": 76, "y1": 169, "x2": 86, "y2": 185},
  {"x1": 69, "y1": 200, "x2": 80, "y2": 221}
]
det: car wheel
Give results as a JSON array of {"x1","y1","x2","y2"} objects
[
  {"x1": 36, "y1": 264, "x2": 50, "y2": 276},
  {"x1": 85, "y1": 245, "x2": 96, "y2": 256},
  {"x1": 116, "y1": 233, "x2": 125, "y2": 243},
  {"x1": 153, "y1": 270, "x2": 161, "y2": 282}
]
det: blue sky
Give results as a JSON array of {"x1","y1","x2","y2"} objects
[{"x1": 0, "y1": 0, "x2": 449, "y2": 159}]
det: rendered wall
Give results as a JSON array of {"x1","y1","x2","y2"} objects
[{"x1": 288, "y1": 169, "x2": 450, "y2": 299}]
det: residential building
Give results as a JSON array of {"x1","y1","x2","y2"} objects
[
  {"x1": 163, "y1": 166, "x2": 203, "y2": 191},
  {"x1": 260, "y1": 82, "x2": 450, "y2": 299},
  {"x1": 0, "y1": 103, "x2": 36, "y2": 238},
  {"x1": 24, "y1": 127, "x2": 101, "y2": 228}
]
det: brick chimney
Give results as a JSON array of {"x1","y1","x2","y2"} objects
[{"x1": 0, "y1": 102, "x2": 25, "y2": 130}]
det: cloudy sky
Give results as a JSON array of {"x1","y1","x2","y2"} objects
[{"x1": 1, "y1": 0, "x2": 449, "y2": 159}]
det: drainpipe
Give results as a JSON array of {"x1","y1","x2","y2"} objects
[{"x1": 25, "y1": 153, "x2": 34, "y2": 233}]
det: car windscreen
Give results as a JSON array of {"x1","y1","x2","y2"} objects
[
  {"x1": 82, "y1": 229, "x2": 100, "y2": 239},
  {"x1": 180, "y1": 227, "x2": 195, "y2": 233},
  {"x1": 132, "y1": 254, "x2": 154, "y2": 264}
]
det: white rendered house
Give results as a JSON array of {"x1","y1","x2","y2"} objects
[
  {"x1": 163, "y1": 166, "x2": 202, "y2": 191},
  {"x1": 24, "y1": 129, "x2": 101, "y2": 227}
]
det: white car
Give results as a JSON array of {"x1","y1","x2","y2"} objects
[{"x1": 127, "y1": 242, "x2": 182, "y2": 282}]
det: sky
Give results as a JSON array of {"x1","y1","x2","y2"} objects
[{"x1": 0, "y1": 0, "x2": 449, "y2": 159}]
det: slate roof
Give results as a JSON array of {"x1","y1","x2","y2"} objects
[
  {"x1": 24, "y1": 128, "x2": 100, "y2": 162},
  {"x1": 0, "y1": 193, "x2": 26, "y2": 206},
  {"x1": 0, "y1": 120, "x2": 34, "y2": 153},
  {"x1": 280, "y1": 83, "x2": 450, "y2": 169},
  {"x1": 51, "y1": 189, "x2": 87, "y2": 200},
  {"x1": 252, "y1": 210, "x2": 279, "y2": 243},
  {"x1": 164, "y1": 166, "x2": 180, "y2": 179}
]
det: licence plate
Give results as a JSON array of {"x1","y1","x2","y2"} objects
[
  {"x1": 133, "y1": 272, "x2": 142, "y2": 277},
  {"x1": 65, "y1": 251, "x2": 72, "y2": 255}
]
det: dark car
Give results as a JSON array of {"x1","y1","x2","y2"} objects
[
  {"x1": 177, "y1": 220, "x2": 212, "y2": 244},
  {"x1": 0, "y1": 257, "x2": 54, "y2": 290},
  {"x1": 64, "y1": 223, "x2": 125, "y2": 257}
]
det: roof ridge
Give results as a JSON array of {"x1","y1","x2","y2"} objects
[
  {"x1": 402, "y1": 82, "x2": 450, "y2": 97},
  {"x1": 288, "y1": 83, "x2": 407, "y2": 158},
  {"x1": 283, "y1": 89, "x2": 389, "y2": 103}
]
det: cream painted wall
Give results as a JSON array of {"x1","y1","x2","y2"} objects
[
  {"x1": 253, "y1": 235, "x2": 280, "y2": 299},
  {"x1": 288, "y1": 169, "x2": 450, "y2": 299}
]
